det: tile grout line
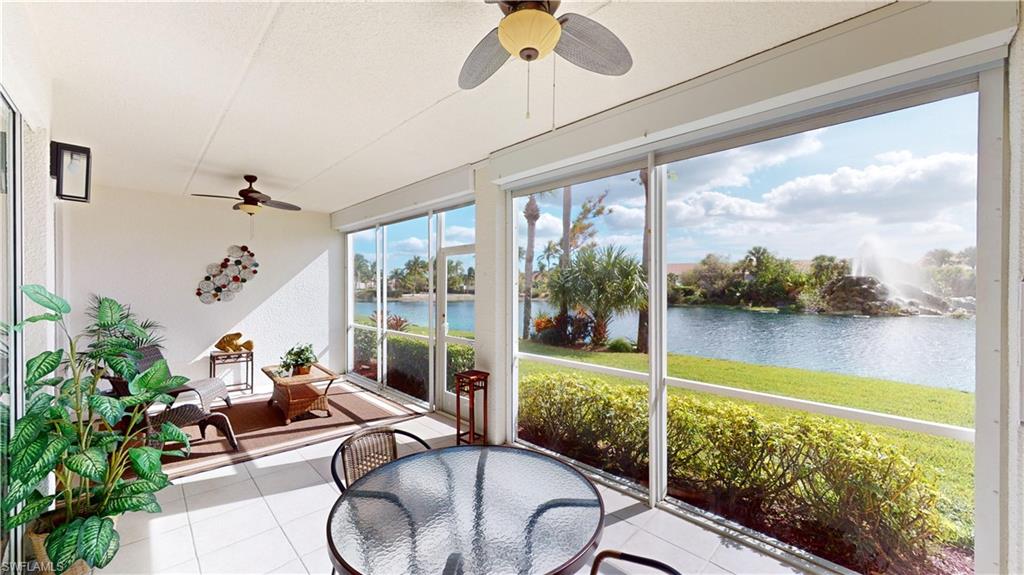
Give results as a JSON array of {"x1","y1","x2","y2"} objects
[
  {"x1": 180, "y1": 484, "x2": 205, "y2": 574},
  {"x1": 245, "y1": 460, "x2": 312, "y2": 574}
]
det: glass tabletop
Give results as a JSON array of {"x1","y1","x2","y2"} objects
[{"x1": 327, "y1": 445, "x2": 604, "y2": 575}]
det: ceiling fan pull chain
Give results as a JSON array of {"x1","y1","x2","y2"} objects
[
  {"x1": 250, "y1": 215, "x2": 255, "y2": 240},
  {"x1": 525, "y1": 60, "x2": 531, "y2": 120},
  {"x1": 551, "y1": 55, "x2": 557, "y2": 131}
]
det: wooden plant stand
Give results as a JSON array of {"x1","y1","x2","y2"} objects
[
  {"x1": 262, "y1": 363, "x2": 339, "y2": 424},
  {"x1": 454, "y1": 369, "x2": 489, "y2": 445}
]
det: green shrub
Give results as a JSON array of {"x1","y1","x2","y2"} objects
[
  {"x1": 517, "y1": 372, "x2": 946, "y2": 572},
  {"x1": 605, "y1": 337, "x2": 635, "y2": 353},
  {"x1": 368, "y1": 335, "x2": 475, "y2": 399},
  {"x1": 353, "y1": 329, "x2": 377, "y2": 367}
]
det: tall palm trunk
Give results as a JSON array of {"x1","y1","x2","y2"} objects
[
  {"x1": 636, "y1": 168, "x2": 650, "y2": 353},
  {"x1": 522, "y1": 196, "x2": 540, "y2": 340},
  {"x1": 559, "y1": 185, "x2": 572, "y2": 339}
]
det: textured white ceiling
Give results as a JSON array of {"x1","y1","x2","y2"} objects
[{"x1": 23, "y1": 1, "x2": 883, "y2": 213}]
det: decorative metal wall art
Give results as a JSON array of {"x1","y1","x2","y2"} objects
[{"x1": 196, "y1": 245, "x2": 259, "y2": 304}]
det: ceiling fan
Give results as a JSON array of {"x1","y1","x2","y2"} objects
[
  {"x1": 191, "y1": 175, "x2": 301, "y2": 216},
  {"x1": 458, "y1": 0, "x2": 632, "y2": 90}
]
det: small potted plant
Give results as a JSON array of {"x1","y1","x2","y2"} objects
[
  {"x1": 280, "y1": 343, "x2": 317, "y2": 376},
  {"x1": 3, "y1": 286, "x2": 188, "y2": 575}
]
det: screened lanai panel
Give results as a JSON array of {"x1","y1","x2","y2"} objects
[
  {"x1": 349, "y1": 228, "x2": 379, "y2": 383},
  {"x1": 383, "y1": 215, "x2": 431, "y2": 401},
  {"x1": 514, "y1": 169, "x2": 650, "y2": 486},
  {"x1": 659, "y1": 93, "x2": 978, "y2": 573}
]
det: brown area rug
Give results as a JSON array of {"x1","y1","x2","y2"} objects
[{"x1": 162, "y1": 383, "x2": 419, "y2": 478}]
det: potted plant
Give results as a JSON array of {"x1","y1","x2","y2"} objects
[
  {"x1": 280, "y1": 343, "x2": 316, "y2": 376},
  {"x1": 2, "y1": 286, "x2": 189, "y2": 575}
]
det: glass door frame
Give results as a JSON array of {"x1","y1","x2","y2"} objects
[{"x1": 435, "y1": 243, "x2": 475, "y2": 415}]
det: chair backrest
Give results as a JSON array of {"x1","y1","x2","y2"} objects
[
  {"x1": 330, "y1": 426, "x2": 432, "y2": 491},
  {"x1": 590, "y1": 550, "x2": 683, "y2": 575},
  {"x1": 136, "y1": 345, "x2": 166, "y2": 372}
]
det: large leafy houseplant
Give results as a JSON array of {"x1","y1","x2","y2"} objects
[
  {"x1": 2, "y1": 286, "x2": 189, "y2": 574},
  {"x1": 280, "y1": 343, "x2": 316, "y2": 376}
]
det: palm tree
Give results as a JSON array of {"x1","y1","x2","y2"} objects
[
  {"x1": 558, "y1": 245, "x2": 647, "y2": 346},
  {"x1": 634, "y1": 168, "x2": 650, "y2": 354},
  {"x1": 541, "y1": 240, "x2": 560, "y2": 271},
  {"x1": 447, "y1": 258, "x2": 466, "y2": 292},
  {"x1": 521, "y1": 195, "x2": 540, "y2": 340}
]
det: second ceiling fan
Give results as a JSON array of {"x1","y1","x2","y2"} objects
[{"x1": 458, "y1": 0, "x2": 632, "y2": 90}]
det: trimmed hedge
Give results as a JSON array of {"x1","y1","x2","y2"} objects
[
  {"x1": 518, "y1": 373, "x2": 948, "y2": 574},
  {"x1": 352, "y1": 333, "x2": 474, "y2": 400}
]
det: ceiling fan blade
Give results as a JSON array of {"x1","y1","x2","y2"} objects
[
  {"x1": 245, "y1": 191, "x2": 271, "y2": 202},
  {"x1": 458, "y1": 27, "x2": 509, "y2": 89},
  {"x1": 192, "y1": 194, "x2": 240, "y2": 200},
  {"x1": 261, "y1": 199, "x2": 301, "y2": 211},
  {"x1": 555, "y1": 13, "x2": 632, "y2": 76}
]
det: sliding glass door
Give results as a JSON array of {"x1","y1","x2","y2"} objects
[{"x1": 346, "y1": 204, "x2": 476, "y2": 413}]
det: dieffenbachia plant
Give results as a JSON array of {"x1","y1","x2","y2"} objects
[{"x1": 1, "y1": 286, "x2": 189, "y2": 574}]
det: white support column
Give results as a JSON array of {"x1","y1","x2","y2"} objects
[
  {"x1": 648, "y1": 154, "x2": 668, "y2": 507},
  {"x1": 975, "y1": 63, "x2": 1010, "y2": 575},
  {"x1": 473, "y1": 162, "x2": 509, "y2": 444}
]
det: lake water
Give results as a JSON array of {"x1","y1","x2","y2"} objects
[{"x1": 356, "y1": 300, "x2": 975, "y2": 392}]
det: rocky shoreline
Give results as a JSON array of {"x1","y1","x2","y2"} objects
[{"x1": 819, "y1": 275, "x2": 974, "y2": 318}]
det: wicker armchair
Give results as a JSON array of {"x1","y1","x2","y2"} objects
[
  {"x1": 148, "y1": 404, "x2": 239, "y2": 451},
  {"x1": 330, "y1": 426, "x2": 431, "y2": 491},
  {"x1": 590, "y1": 550, "x2": 683, "y2": 575}
]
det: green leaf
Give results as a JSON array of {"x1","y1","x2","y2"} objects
[
  {"x1": 3, "y1": 490, "x2": 55, "y2": 531},
  {"x1": 94, "y1": 298, "x2": 124, "y2": 329},
  {"x1": 105, "y1": 356, "x2": 138, "y2": 380},
  {"x1": 112, "y1": 478, "x2": 167, "y2": 497},
  {"x1": 10, "y1": 412, "x2": 45, "y2": 454},
  {"x1": 88, "y1": 395, "x2": 124, "y2": 427},
  {"x1": 22, "y1": 284, "x2": 71, "y2": 315},
  {"x1": 26, "y1": 435, "x2": 71, "y2": 482},
  {"x1": 102, "y1": 492, "x2": 160, "y2": 515},
  {"x1": 1, "y1": 478, "x2": 33, "y2": 513},
  {"x1": 11, "y1": 434, "x2": 48, "y2": 477},
  {"x1": 45, "y1": 519, "x2": 82, "y2": 575},
  {"x1": 76, "y1": 515, "x2": 119, "y2": 568},
  {"x1": 128, "y1": 360, "x2": 170, "y2": 394},
  {"x1": 25, "y1": 391, "x2": 54, "y2": 416},
  {"x1": 122, "y1": 319, "x2": 149, "y2": 340},
  {"x1": 127, "y1": 446, "x2": 162, "y2": 480},
  {"x1": 120, "y1": 390, "x2": 156, "y2": 407},
  {"x1": 25, "y1": 350, "x2": 64, "y2": 385},
  {"x1": 65, "y1": 448, "x2": 109, "y2": 483},
  {"x1": 159, "y1": 422, "x2": 190, "y2": 455},
  {"x1": 13, "y1": 313, "x2": 61, "y2": 330}
]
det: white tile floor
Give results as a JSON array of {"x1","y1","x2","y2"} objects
[{"x1": 98, "y1": 412, "x2": 808, "y2": 575}]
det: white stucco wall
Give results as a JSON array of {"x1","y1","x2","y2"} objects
[
  {"x1": 1008, "y1": 3, "x2": 1024, "y2": 572},
  {"x1": 60, "y1": 187, "x2": 344, "y2": 393}
]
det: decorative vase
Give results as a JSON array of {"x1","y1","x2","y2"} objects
[
  {"x1": 29, "y1": 515, "x2": 119, "y2": 575},
  {"x1": 292, "y1": 364, "x2": 311, "y2": 376}
]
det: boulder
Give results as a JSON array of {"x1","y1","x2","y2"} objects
[{"x1": 820, "y1": 276, "x2": 900, "y2": 316}]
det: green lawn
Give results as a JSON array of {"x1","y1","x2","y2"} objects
[{"x1": 518, "y1": 341, "x2": 975, "y2": 544}]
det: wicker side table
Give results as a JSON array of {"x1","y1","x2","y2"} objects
[
  {"x1": 262, "y1": 363, "x2": 339, "y2": 424},
  {"x1": 454, "y1": 369, "x2": 489, "y2": 445}
]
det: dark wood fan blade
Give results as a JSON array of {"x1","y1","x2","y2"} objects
[
  {"x1": 192, "y1": 194, "x2": 240, "y2": 200},
  {"x1": 555, "y1": 13, "x2": 632, "y2": 76},
  {"x1": 261, "y1": 199, "x2": 301, "y2": 211},
  {"x1": 459, "y1": 27, "x2": 509, "y2": 89}
]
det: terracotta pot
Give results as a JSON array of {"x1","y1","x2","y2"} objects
[
  {"x1": 292, "y1": 364, "x2": 312, "y2": 376},
  {"x1": 29, "y1": 515, "x2": 119, "y2": 575}
]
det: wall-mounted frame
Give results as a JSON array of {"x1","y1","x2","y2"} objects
[{"x1": 50, "y1": 141, "x2": 91, "y2": 202}]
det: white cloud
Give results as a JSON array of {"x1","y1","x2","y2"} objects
[
  {"x1": 389, "y1": 237, "x2": 427, "y2": 254},
  {"x1": 445, "y1": 225, "x2": 475, "y2": 243}
]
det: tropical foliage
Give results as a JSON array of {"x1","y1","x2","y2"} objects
[
  {"x1": 547, "y1": 245, "x2": 647, "y2": 345},
  {"x1": 3, "y1": 286, "x2": 187, "y2": 574},
  {"x1": 279, "y1": 343, "x2": 317, "y2": 372}
]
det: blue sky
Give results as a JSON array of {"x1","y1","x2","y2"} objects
[
  {"x1": 358, "y1": 93, "x2": 978, "y2": 272},
  {"x1": 517, "y1": 92, "x2": 978, "y2": 266}
]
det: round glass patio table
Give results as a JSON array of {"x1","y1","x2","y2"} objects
[{"x1": 327, "y1": 445, "x2": 604, "y2": 575}]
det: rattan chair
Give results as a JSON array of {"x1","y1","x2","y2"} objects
[
  {"x1": 330, "y1": 426, "x2": 431, "y2": 491},
  {"x1": 590, "y1": 550, "x2": 683, "y2": 575}
]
